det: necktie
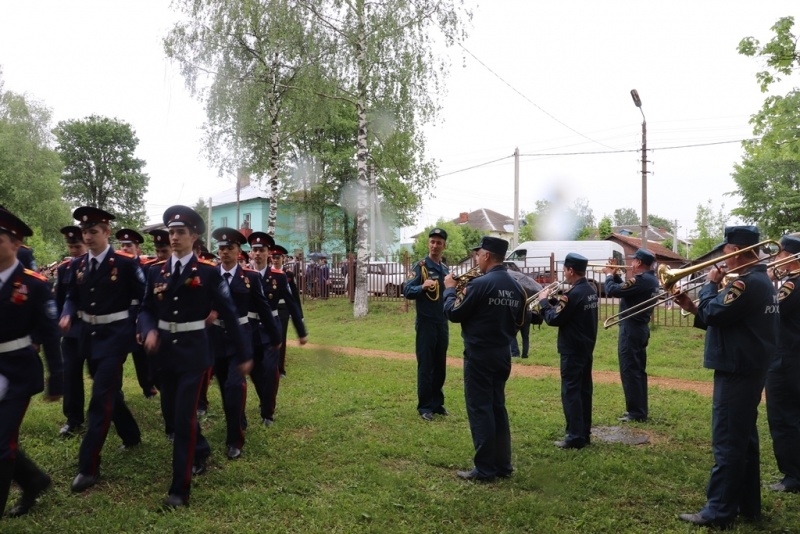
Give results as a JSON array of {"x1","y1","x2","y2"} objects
[
  {"x1": 90, "y1": 258, "x2": 98, "y2": 278},
  {"x1": 173, "y1": 260, "x2": 181, "y2": 280},
  {"x1": 224, "y1": 272, "x2": 232, "y2": 284}
]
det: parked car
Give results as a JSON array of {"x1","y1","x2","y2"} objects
[
  {"x1": 329, "y1": 269, "x2": 346, "y2": 295},
  {"x1": 345, "y1": 261, "x2": 406, "y2": 296}
]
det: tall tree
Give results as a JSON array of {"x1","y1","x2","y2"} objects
[
  {"x1": 54, "y1": 115, "x2": 149, "y2": 229},
  {"x1": 613, "y1": 207, "x2": 639, "y2": 226},
  {"x1": 598, "y1": 216, "x2": 613, "y2": 239},
  {"x1": 298, "y1": 0, "x2": 471, "y2": 317},
  {"x1": 732, "y1": 16, "x2": 800, "y2": 236},
  {"x1": 690, "y1": 199, "x2": 728, "y2": 259},
  {"x1": 411, "y1": 221, "x2": 477, "y2": 266},
  {"x1": 648, "y1": 213, "x2": 674, "y2": 233}
]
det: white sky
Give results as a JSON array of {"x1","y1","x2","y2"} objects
[{"x1": 1, "y1": 1, "x2": 797, "y2": 242}]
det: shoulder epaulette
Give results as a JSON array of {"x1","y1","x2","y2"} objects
[
  {"x1": 418, "y1": 260, "x2": 425, "y2": 266},
  {"x1": 21, "y1": 244, "x2": 32, "y2": 250},
  {"x1": 270, "y1": 267, "x2": 283, "y2": 273},
  {"x1": 198, "y1": 258, "x2": 216, "y2": 266},
  {"x1": 23, "y1": 268, "x2": 48, "y2": 282},
  {"x1": 59, "y1": 258, "x2": 71, "y2": 267},
  {"x1": 114, "y1": 250, "x2": 134, "y2": 259},
  {"x1": 242, "y1": 267, "x2": 258, "y2": 273},
  {"x1": 151, "y1": 259, "x2": 167, "y2": 266}
]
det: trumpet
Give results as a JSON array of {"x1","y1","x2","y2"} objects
[
  {"x1": 587, "y1": 263, "x2": 627, "y2": 273},
  {"x1": 603, "y1": 239, "x2": 781, "y2": 329},
  {"x1": 768, "y1": 251, "x2": 800, "y2": 280},
  {"x1": 525, "y1": 280, "x2": 562, "y2": 312},
  {"x1": 452, "y1": 265, "x2": 482, "y2": 292}
]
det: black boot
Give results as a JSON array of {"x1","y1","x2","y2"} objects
[
  {"x1": 0, "y1": 460, "x2": 15, "y2": 520},
  {"x1": 7, "y1": 451, "x2": 51, "y2": 518}
]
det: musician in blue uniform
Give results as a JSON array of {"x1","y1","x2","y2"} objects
[
  {"x1": 60, "y1": 207, "x2": 143, "y2": 493},
  {"x1": 138, "y1": 206, "x2": 251, "y2": 508},
  {"x1": 443, "y1": 236, "x2": 525, "y2": 481},
  {"x1": 0, "y1": 208, "x2": 62, "y2": 519},
  {"x1": 765, "y1": 234, "x2": 800, "y2": 493},
  {"x1": 604, "y1": 248, "x2": 660, "y2": 422},
  {"x1": 674, "y1": 225, "x2": 779, "y2": 528},
  {"x1": 248, "y1": 233, "x2": 306, "y2": 426},
  {"x1": 540, "y1": 253, "x2": 598, "y2": 450},
  {"x1": 404, "y1": 227, "x2": 449, "y2": 421},
  {"x1": 116, "y1": 229, "x2": 157, "y2": 399},
  {"x1": 210, "y1": 227, "x2": 279, "y2": 459},
  {"x1": 56, "y1": 226, "x2": 87, "y2": 437}
]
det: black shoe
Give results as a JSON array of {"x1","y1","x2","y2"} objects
[
  {"x1": 119, "y1": 440, "x2": 141, "y2": 451},
  {"x1": 434, "y1": 408, "x2": 449, "y2": 416},
  {"x1": 769, "y1": 481, "x2": 800, "y2": 493},
  {"x1": 420, "y1": 412, "x2": 434, "y2": 422},
  {"x1": 226, "y1": 446, "x2": 242, "y2": 460},
  {"x1": 554, "y1": 439, "x2": 587, "y2": 450},
  {"x1": 456, "y1": 468, "x2": 495, "y2": 482},
  {"x1": 7, "y1": 474, "x2": 51, "y2": 517},
  {"x1": 678, "y1": 513, "x2": 732, "y2": 530},
  {"x1": 511, "y1": 353, "x2": 520, "y2": 358},
  {"x1": 521, "y1": 354, "x2": 529, "y2": 359},
  {"x1": 262, "y1": 417, "x2": 274, "y2": 427},
  {"x1": 192, "y1": 459, "x2": 208, "y2": 476},
  {"x1": 166, "y1": 433, "x2": 175, "y2": 443},
  {"x1": 59, "y1": 423, "x2": 81, "y2": 438},
  {"x1": 162, "y1": 494, "x2": 188, "y2": 509},
  {"x1": 618, "y1": 414, "x2": 647, "y2": 423},
  {"x1": 144, "y1": 387, "x2": 158, "y2": 399},
  {"x1": 70, "y1": 473, "x2": 98, "y2": 493},
  {"x1": 280, "y1": 370, "x2": 287, "y2": 378},
  {"x1": 496, "y1": 470, "x2": 514, "y2": 479},
  {"x1": 196, "y1": 408, "x2": 207, "y2": 417}
]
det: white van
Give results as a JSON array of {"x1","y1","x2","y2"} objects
[{"x1": 505, "y1": 240, "x2": 625, "y2": 294}]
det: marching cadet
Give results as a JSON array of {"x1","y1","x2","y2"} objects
[
  {"x1": 540, "y1": 253, "x2": 598, "y2": 450},
  {"x1": 269, "y1": 243, "x2": 307, "y2": 379},
  {"x1": 247, "y1": 233, "x2": 307, "y2": 426},
  {"x1": 210, "y1": 228, "x2": 280, "y2": 460},
  {"x1": 0, "y1": 208, "x2": 62, "y2": 519},
  {"x1": 60, "y1": 207, "x2": 143, "y2": 493},
  {"x1": 148, "y1": 229, "x2": 171, "y2": 262},
  {"x1": 192, "y1": 238, "x2": 213, "y2": 416},
  {"x1": 138, "y1": 206, "x2": 251, "y2": 508},
  {"x1": 116, "y1": 229, "x2": 157, "y2": 399},
  {"x1": 56, "y1": 226, "x2": 87, "y2": 438}
]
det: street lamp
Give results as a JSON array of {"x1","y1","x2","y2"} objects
[{"x1": 630, "y1": 89, "x2": 648, "y2": 251}]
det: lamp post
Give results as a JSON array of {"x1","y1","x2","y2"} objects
[{"x1": 630, "y1": 89, "x2": 648, "y2": 251}]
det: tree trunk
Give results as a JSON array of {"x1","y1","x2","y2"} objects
[
  {"x1": 353, "y1": 0, "x2": 369, "y2": 318},
  {"x1": 268, "y1": 54, "x2": 280, "y2": 236}
]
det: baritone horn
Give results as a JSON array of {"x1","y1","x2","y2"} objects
[{"x1": 452, "y1": 265, "x2": 482, "y2": 292}]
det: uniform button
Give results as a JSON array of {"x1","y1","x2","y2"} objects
[
  {"x1": 91, "y1": 331, "x2": 96, "y2": 336},
  {"x1": 90, "y1": 302, "x2": 96, "y2": 307},
  {"x1": 173, "y1": 297, "x2": 179, "y2": 301},
  {"x1": 172, "y1": 339, "x2": 178, "y2": 344},
  {"x1": 173, "y1": 311, "x2": 178, "y2": 316},
  {"x1": 90, "y1": 288, "x2": 95, "y2": 292}
]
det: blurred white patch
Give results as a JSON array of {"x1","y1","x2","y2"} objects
[
  {"x1": 535, "y1": 183, "x2": 581, "y2": 240},
  {"x1": 371, "y1": 109, "x2": 397, "y2": 141}
]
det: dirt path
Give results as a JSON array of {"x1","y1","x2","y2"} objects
[{"x1": 293, "y1": 342, "x2": 714, "y2": 397}]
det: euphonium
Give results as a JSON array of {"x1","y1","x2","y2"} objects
[{"x1": 452, "y1": 265, "x2": 482, "y2": 292}]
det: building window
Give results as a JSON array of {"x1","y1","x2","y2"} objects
[
  {"x1": 242, "y1": 213, "x2": 251, "y2": 229},
  {"x1": 221, "y1": 216, "x2": 228, "y2": 227}
]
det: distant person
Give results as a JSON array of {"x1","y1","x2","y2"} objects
[
  {"x1": 506, "y1": 263, "x2": 542, "y2": 359},
  {"x1": 540, "y1": 253, "x2": 598, "y2": 449},
  {"x1": 404, "y1": 228, "x2": 449, "y2": 421},
  {"x1": 604, "y1": 248, "x2": 659, "y2": 422},
  {"x1": 443, "y1": 237, "x2": 524, "y2": 481},
  {"x1": 674, "y1": 225, "x2": 778, "y2": 528}
]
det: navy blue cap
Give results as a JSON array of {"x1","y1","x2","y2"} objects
[
  {"x1": 628, "y1": 248, "x2": 655, "y2": 266},
  {"x1": 115, "y1": 229, "x2": 144, "y2": 245},
  {"x1": 0, "y1": 208, "x2": 32, "y2": 239},
  {"x1": 248, "y1": 232, "x2": 275, "y2": 249},
  {"x1": 163, "y1": 205, "x2": 205, "y2": 234},
  {"x1": 74, "y1": 206, "x2": 114, "y2": 228},
  {"x1": 149, "y1": 229, "x2": 169, "y2": 248},
  {"x1": 780, "y1": 235, "x2": 800, "y2": 255},
  {"x1": 472, "y1": 236, "x2": 509, "y2": 256},
  {"x1": 429, "y1": 227, "x2": 448, "y2": 241},
  {"x1": 60, "y1": 225, "x2": 83, "y2": 243},
  {"x1": 564, "y1": 252, "x2": 588, "y2": 270},
  {"x1": 712, "y1": 225, "x2": 760, "y2": 253},
  {"x1": 212, "y1": 227, "x2": 246, "y2": 247},
  {"x1": 269, "y1": 244, "x2": 288, "y2": 256}
]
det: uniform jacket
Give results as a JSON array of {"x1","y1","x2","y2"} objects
[
  {"x1": 0, "y1": 263, "x2": 62, "y2": 399},
  {"x1": 693, "y1": 264, "x2": 778, "y2": 374},
  {"x1": 443, "y1": 265, "x2": 525, "y2": 349},
  {"x1": 604, "y1": 269, "x2": 660, "y2": 326},
  {"x1": 774, "y1": 273, "x2": 800, "y2": 370},
  {"x1": 541, "y1": 277, "x2": 599, "y2": 355},
  {"x1": 55, "y1": 257, "x2": 81, "y2": 338},
  {"x1": 285, "y1": 270, "x2": 303, "y2": 316},
  {"x1": 138, "y1": 255, "x2": 249, "y2": 370},
  {"x1": 61, "y1": 248, "x2": 146, "y2": 359},
  {"x1": 264, "y1": 267, "x2": 307, "y2": 339},
  {"x1": 405, "y1": 256, "x2": 449, "y2": 322}
]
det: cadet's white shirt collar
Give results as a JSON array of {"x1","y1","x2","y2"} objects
[
  {"x1": 0, "y1": 259, "x2": 20, "y2": 288},
  {"x1": 171, "y1": 252, "x2": 195, "y2": 274},
  {"x1": 89, "y1": 245, "x2": 111, "y2": 265}
]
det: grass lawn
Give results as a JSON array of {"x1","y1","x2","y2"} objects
[{"x1": 3, "y1": 298, "x2": 796, "y2": 533}]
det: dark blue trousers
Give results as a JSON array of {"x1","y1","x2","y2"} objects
[
  {"x1": 0, "y1": 398, "x2": 30, "y2": 518},
  {"x1": 61, "y1": 336, "x2": 85, "y2": 427},
  {"x1": 78, "y1": 355, "x2": 140, "y2": 475},
  {"x1": 278, "y1": 308, "x2": 290, "y2": 374},
  {"x1": 214, "y1": 356, "x2": 247, "y2": 448},
  {"x1": 618, "y1": 322, "x2": 650, "y2": 420},
  {"x1": 700, "y1": 370, "x2": 766, "y2": 523},
  {"x1": 251, "y1": 343, "x2": 280, "y2": 420},
  {"x1": 463, "y1": 346, "x2": 512, "y2": 478},
  {"x1": 766, "y1": 357, "x2": 800, "y2": 489},
  {"x1": 560, "y1": 352, "x2": 593, "y2": 445},
  {"x1": 415, "y1": 319, "x2": 448, "y2": 414},
  {"x1": 131, "y1": 344, "x2": 155, "y2": 397},
  {"x1": 510, "y1": 311, "x2": 531, "y2": 357}
]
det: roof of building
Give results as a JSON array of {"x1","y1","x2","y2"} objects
[
  {"x1": 211, "y1": 184, "x2": 269, "y2": 206},
  {"x1": 612, "y1": 225, "x2": 690, "y2": 246},
  {"x1": 451, "y1": 208, "x2": 515, "y2": 233},
  {"x1": 607, "y1": 233, "x2": 687, "y2": 262}
]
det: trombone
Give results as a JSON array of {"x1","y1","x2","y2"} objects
[
  {"x1": 525, "y1": 280, "x2": 563, "y2": 314},
  {"x1": 587, "y1": 263, "x2": 627, "y2": 273},
  {"x1": 603, "y1": 239, "x2": 781, "y2": 329}
]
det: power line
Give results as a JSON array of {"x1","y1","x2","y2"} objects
[{"x1": 437, "y1": 153, "x2": 514, "y2": 177}]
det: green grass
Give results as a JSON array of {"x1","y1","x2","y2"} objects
[{"x1": 4, "y1": 299, "x2": 796, "y2": 532}]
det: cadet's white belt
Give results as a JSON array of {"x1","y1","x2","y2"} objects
[
  {"x1": 130, "y1": 299, "x2": 140, "y2": 306},
  {"x1": 79, "y1": 310, "x2": 129, "y2": 325},
  {"x1": 211, "y1": 316, "x2": 249, "y2": 328},
  {"x1": 248, "y1": 310, "x2": 279, "y2": 320},
  {"x1": 158, "y1": 320, "x2": 206, "y2": 334},
  {"x1": 278, "y1": 299, "x2": 286, "y2": 304},
  {"x1": 0, "y1": 336, "x2": 32, "y2": 353}
]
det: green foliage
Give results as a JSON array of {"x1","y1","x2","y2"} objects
[
  {"x1": 738, "y1": 16, "x2": 799, "y2": 92},
  {"x1": 411, "y1": 220, "x2": 480, "y2": 265},
  {"x1": 597, "y1": 216, "x2": 613, "y2": 238},
  {"x1": 613, "y1": 207, "x2": 639, "y2": 226},
  {"x1": 193, "y1": 197, "x2": 211, "y2": 234},
  {"x1": 54, "y1": 115, "x2": 149, "y2": 229},
  {"x1": 690, "y1": 199, "x2": 728, "y2": 258},
  {"x1": 648, "y1": 213, "x2": 673, "y2": 233},
  {"x1": 661, "y1": 238, "x2": 689, "y2": 258}
]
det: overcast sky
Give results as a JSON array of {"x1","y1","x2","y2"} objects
[{"x1": 1, "y1": 1, "x2": 797, "y2": 243}]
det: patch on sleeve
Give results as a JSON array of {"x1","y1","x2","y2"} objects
[
  {"x1": 406, "y1": 269, "x2": 417, "y2": 281},
  {"x1": 778, "y1": 280, "x2": 795, "y2": 302},
  {"x1": 45, "y1": 299, "x2": 58, "y2": 320},
  {"x1": 622, "y1": 279, "x2": 636, "y2": 289},
  {"x1": 453, "y1": 286, "x2": 468, "y2": 308},
  {"x1": 723, "y1": 279, "x2": 746, "y2": 305},
  {"x1": 136, "y1": 266, "x2": 146, "y2": 284},
  {"x1": 556, "y1": 293, "x2": 568, "y2": 313}
]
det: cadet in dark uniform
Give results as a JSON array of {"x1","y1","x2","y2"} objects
[
  {"x1": 540, "y1": 253, "x2": 598, "y2": 450},
  {"x1": 604, "y1": 248, "x2": 660, "y2": 422},
  {"x1": 16, "y1": 244, "x2": 36, "y2": 271},
  {"x1": 116, "y1": 229, "x2": 157, "y2": 399},
  {"x1": 138, "y1": 206, "x2": 251, "y2": 508},
  {"x1": 404, "y1": 228, "x2": 449, "y2": 421},
  {"x1": 766, "y1": 234, "x2": 800, "y2": 493},
  {"x1": 60, "y1": 207, "x2": 143, "y2": 493},
  {"x1": 148, "y1": 229, "x2": 171, "y2": 262},
  {"x1": 56, "y1": 226, "x2": 87, "y2": 437},
  {"x1": 0, "y1": 208, "x2": 62, "y2": 519},
  {"x1": 210, "y1": 228, "x2": 279, "y2": 459},
  {"x1": 269, "y1": 244, "x2": 307, "y2": 379},
  {"x1": 674, "y1": 226, "x2": 779, "y2": 528},
  {"x1": 443, "y1": 237, "x2": 525, "y2": 481}
]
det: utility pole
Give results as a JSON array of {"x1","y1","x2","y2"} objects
[
  {"x1": 673, "y1": 219, "x2": 679, "y2": 254},
  {"x1": 513, "y1": 147, "x2": 519, "y2": 249},
  {"x1": 631, "y1": 89, "x2": 648, "y2": 251}
]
